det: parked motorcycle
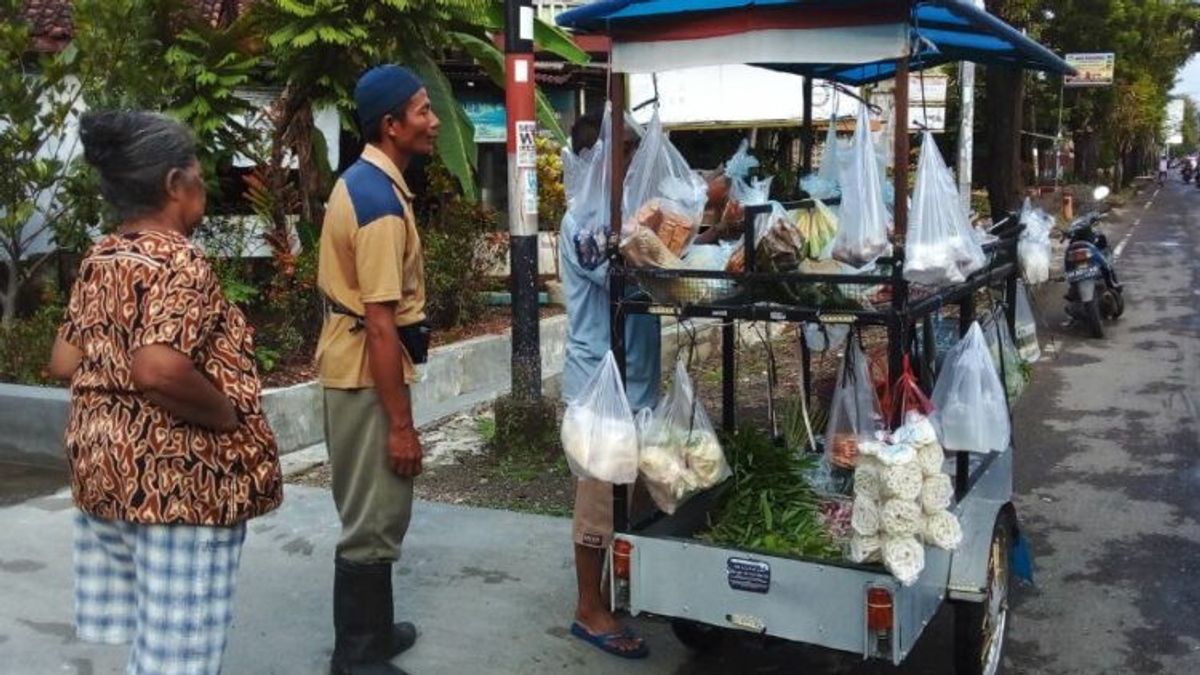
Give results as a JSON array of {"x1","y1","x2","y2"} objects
[
  {"x1": 1061, "y1": 186, "x2": 1124, "y2": 338},
  {"x1": 1183, "y1": 164, "x2": 1194, "y2": 183}
]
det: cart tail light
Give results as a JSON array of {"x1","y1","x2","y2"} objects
[
  {"x1": 866, "y1": 587, "x2": 894, "y2": 632},
  {"x1": 612, "y1": 538, "x2": 633, "y2": 580},
  {"x1": 1069, "y1": 248, "x2": 1091, "y2": 263}
]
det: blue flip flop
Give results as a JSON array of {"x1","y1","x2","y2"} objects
[{"x1": 570, "y1": 621, "x2": 650, "y2": 659}]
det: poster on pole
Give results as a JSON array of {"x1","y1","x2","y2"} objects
[{"x1": 1064, "y1": 53, "x2": 1115, "y2": 87}]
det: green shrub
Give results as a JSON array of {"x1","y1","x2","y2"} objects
[
  {"x1": 0, "y1": 290, "x2": 63, "y2": 386},
  {"x1": 420, "y1": 160, "x2": 503, "y2": 330}
]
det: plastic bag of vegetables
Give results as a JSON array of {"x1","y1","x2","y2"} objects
[
  {"x1": 639, "y1": 359, "x2": 731, "y2": 514},
  {"x1": 825, "y1": 338, "x2": 885, "y2": 468},
  {"x1": 831, "y1": 103, "x2": 892, "y2": 268},
  {"x1": 561, "y1": 351, "x2": 639, "y2": 484},
  {"x1": 931, "y1": 323, "x2": 1011, "y2": 453},
  {"x1": 982, "y1": 313, "x2": 1027, "y2": 400},
  {"x1": 905, "y1": 133, "x2": 987, "y2": 287}
]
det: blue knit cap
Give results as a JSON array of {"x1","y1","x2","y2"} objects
[{"x1": 354, "y1": 65, "x2": 425, "y2": 133}]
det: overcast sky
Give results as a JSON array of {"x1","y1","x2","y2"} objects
[{"x1": 1173, "y1": 55, "x2": 1200, "y2": 100}]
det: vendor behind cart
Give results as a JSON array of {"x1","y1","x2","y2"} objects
[{"x1": 559, "y1": 110, "x2": 658, "y2": 659}]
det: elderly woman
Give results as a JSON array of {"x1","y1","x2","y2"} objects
[{"x1": 48, "y1": 110, "x2": 283, "y2": 675}]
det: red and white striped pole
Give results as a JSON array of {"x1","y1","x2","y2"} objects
[{"x1": 505, "y1": 0, "x2": 541, "y2": 401}]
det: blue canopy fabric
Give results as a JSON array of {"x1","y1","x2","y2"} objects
[{"x1": 557, "y1": 0, "x2": 1073, "y2": 83}]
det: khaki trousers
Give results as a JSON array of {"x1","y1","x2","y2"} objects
[{"x1": 324, "y1": 388, "x2": 414, "y2": 563}]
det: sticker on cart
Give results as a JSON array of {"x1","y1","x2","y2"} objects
[
  {"x1": 769, "y1": 311, "x2": 786, "y2": 321},
  {"x1": 727, "y1": 557, "x2": 770, "y2": 594}
]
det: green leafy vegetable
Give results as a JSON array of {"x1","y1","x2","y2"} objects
[{"x1": 699, "y1": 428, "x2": 841, "y2": 559}]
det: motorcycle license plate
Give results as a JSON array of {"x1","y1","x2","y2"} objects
[{"x1": 1065, "y1": 266, "x2": 1100, "y2": 282}]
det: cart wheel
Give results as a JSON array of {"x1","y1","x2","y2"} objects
[
  {"x1": 670, "y1": 618, "x2": 727, "y2": 653},
  {"x1": 954, "y1": 512, "x2": 1013, "y2": 675}
]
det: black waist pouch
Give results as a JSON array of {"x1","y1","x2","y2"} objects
[{"x1": 398, "y1": 321, "x2": 433, "y2": 365}]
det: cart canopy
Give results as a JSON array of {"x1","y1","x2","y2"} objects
[{"x1": 556, "y1": 0, "x2": 1073, "y2": 82}]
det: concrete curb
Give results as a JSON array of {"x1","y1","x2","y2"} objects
[{"x1": 0, "y1": 314, "x2": 777, "y2": 467}]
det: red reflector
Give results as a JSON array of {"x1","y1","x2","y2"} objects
[
  {"x1": 866, "y1": 587, "x2": 894, "y2": 632},
  {"x1": 612, "y1": 539, "x2": 633, "y2": 580},
  {"x1": 1069, "y1": 248, "x2": 1091, "y2": 263}
]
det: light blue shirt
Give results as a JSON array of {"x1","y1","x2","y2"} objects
[{"x1": 559, "y1": 224, "x2": 661, "y2": 412}]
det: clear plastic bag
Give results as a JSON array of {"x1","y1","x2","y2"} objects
[
  {"x1": 832, "y1": 103, "x2": 892, "y2": 268},
  {"x1": 983, "y1": 312, "x2": 1027, "y2": 400},
  {"x1": 725, "y1": 139, "x2": 774, "y2": 206},
  {"x1": 825, "y1": 338, "x2": 885, "y2": 468},
  {"x1": 931, "y1": 323, "x2": 1011, "y2": 453},
  {"x1": 622, "y1": 111, "x2": 707, "y2": 253},
  {"x1": 638, "y1": 359, "x2": 731, "y2": 514},
  {"x1": 563, "y1": 106, "x2": 613, "y2": 270},
  {"x1": 800, "y1": 105, "x2": 844, "y2": 200},
  {"x1": 1018, "y1": 198, "x2": 1053, "y2": 285},
  {"x1": 561, "y1": 351, "x2": 640, "y2": 483},
  {"x1": 905, "y1": 133, "x2": 987, "y2": 287},
  {"x1": 1014, "y1": 281, "x2": 1041, "y2": 363}
]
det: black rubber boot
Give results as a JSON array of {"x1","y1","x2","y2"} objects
[{"x1": 330, "y1": 559, "x2": 415, "y2": 675}]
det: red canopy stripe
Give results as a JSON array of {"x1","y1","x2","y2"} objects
[{"x1": 608, "y1": 3, "x2": 906, "y2": 44}]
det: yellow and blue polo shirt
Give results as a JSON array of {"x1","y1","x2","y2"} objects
[{"x1": 315, "y1": 144, "x2": 426, "y2": 388}]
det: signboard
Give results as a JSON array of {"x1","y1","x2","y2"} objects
[
  {"x1": 1064, "y1": 53, "x2": 1115, "y2": 87},
  {"x1": 909, "y1": 74, "x2": 948, "y2": 105},
  {"x1": 462, "y1": 98, "x2": 506, "y2": 143},
  {"x1": 910, "y1": 107, "x2": 946, "y2": 132}
]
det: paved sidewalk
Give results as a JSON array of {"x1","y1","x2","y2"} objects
[{"x1": 0, "y1": 485, "x2": 687, "y2": 675}]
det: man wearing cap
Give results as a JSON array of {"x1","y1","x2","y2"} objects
[{"x1": 316, "y1": 64, "x2": 438, "y2": 675}]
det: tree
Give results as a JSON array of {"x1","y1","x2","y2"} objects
[
  {"x1": 250, "y1": 0, "x2": 587, "y2": 221},
  {"x1": 0, "y1": 0, "x2": 77, "y2": 325}
]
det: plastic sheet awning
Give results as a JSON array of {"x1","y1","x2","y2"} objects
[{"x1": 557, "y1": 0, "x2": 1073, "y2": 82}]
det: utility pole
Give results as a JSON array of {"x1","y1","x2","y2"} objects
[
  {"x1": 957, "y1": 0, "x2": 985, "y2": 215},
  {"x1": 505, "y1": 0, "x2": 541, "y2": 401}
]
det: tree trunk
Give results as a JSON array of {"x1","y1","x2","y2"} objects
[
  {"x1": 1, "y1": 258, "x2": 17, "y2": 327},
  {"x1": 984, "y1": 64, "x2": 1026, "y2": 222},
  {"x1": 1074, "y1": 130, "x2": 1099, "y2": 183}
]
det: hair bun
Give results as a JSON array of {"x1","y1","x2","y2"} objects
[{"x1": 79, "y1": 110, "x2": 133, "y2": 171}]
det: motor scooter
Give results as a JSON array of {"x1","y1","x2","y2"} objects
[{"x1": 1061, "y1": 186, "x2": 1124, "y2": 338}]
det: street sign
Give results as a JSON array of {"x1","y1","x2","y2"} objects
[{"x1": 1064, "y1": 53, "x2": 1115, "y2": 87}]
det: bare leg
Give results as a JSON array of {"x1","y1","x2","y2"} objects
[{"x1": 573, "y1": 544, "x2": 642, "y2": 653}]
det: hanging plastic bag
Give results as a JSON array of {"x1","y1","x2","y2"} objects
[
  {"x1": 800, "y1": 95, "x2": 844, "y2": 200},
  {"x1": 931, "y1": 323, "x2": 1011, "y2": 453},
  {"x1": 832, "y1": 103, "x2": 892, "y2": 268},
  {"x1": 983, "y1": 312, "x2": 1027, "y2": 400},
  {"x1": 905, "y1": 133, "x2": 987, "y2": 287},
  {"x1": 638, "y1": 359, "x2": 731, "y2": 514},
  {"x1": 1014, "y1": 281, "x2": 1041, "y2": 363},
  {"x1": 561, "y1": 351, "x2": 640, "y2": 483},
  {"x1": 621, "y1": 111, "x2": 707, "y2": 258},
  {"x1": 890, "y1": 354, "x2": 935, "y2": 424},
  {"x1": 563, "y1": 106, "x2": 614, "y2": 271},
  {"x1": 725, "y1": 139, "x2": 774, "y2": 205},
  {"x1": 1018, "y1": 198, "x2": 1053, "y2": 285},
  {"x1": 803, "y1": 321, "x2": 850, "y2": 353},
  {"x1": 825, "y1": 338, "x2": 886, "y2": 468}
]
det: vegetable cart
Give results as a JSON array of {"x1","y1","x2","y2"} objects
[{"x1": 556, "y1": 1, "x2": 1073, "y2": 672}]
